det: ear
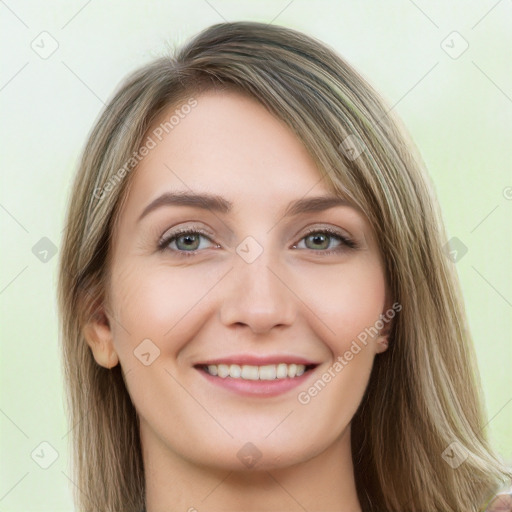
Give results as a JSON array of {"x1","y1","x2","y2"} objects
[{"x1": 82, "y1": 305, "x2": 119, "y2": 369}]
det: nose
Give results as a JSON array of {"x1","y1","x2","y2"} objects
[{"x1": 219, "y1": 249, "x2": 296, "y2": 335}]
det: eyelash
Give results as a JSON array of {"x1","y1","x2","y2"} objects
[{"x1": 158, "y1": 226, "x2": 358, "y2": 259}]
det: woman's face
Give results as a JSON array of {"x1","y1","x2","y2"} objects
[{"x1": 90, "y1": 89, "x2": 389, "y2": 471}]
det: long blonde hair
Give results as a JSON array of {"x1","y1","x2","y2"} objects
[{"x1": 58, "y1": 21, "x2": 511, "y2": 511}]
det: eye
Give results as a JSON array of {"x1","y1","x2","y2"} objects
[
  {"x1": 158, "y1": 226, "x2": 357, "y2": 258},
  {"x1": 293, "y1": 228, "x2": 357, "y2": 255},
  {"x1": 158, "y1": 228, "x2": 218, "y2": 257}
]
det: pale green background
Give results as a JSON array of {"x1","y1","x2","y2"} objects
[{"x1": 1, "y1": 1, "x2": 511, "y2": 510}]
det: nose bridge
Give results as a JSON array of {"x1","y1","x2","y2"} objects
[{"x1": 219, "y1": 240, "x2": 296, "y2": 333}]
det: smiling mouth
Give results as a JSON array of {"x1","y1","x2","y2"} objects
[{"x1": 196, "y1": 363, "x2": 318, "y2": 380}]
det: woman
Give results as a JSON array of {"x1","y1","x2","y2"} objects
[{"x1": 58, "y1": 21, "x2": 512, "y2": 511}]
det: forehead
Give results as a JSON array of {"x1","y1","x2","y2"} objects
[{"x1": 119, "y1": 89, "x2": 334, "y2": 221}]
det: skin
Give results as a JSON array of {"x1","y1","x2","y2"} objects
[
  {"x1": 84, "y1": 89, "x2": 391, "y2": 512},
  {"x1": 486, "y1": 494, "x2": 512, "y2": 512}
]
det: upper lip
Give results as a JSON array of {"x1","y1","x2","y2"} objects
[{"x1": 194, "y1": 355, "x2": 320, "y2": 367}]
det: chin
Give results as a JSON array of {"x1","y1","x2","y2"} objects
[{"x1": 180, "y1": 433, "x2": 325, "y2": 473}]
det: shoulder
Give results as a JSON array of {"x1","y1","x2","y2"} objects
[{"x1": 485, "y1": 491, "x2": 512, "y2": 511}]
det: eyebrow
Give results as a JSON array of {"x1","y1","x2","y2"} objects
[{"x1": 137, "y1": 191, "x2": 351, "y2": 222}]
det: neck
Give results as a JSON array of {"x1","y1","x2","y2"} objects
[{"x1": 142, "y1": 424, "x2": 362, "y2": 512}]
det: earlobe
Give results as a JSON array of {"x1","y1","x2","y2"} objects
[
  {"x1": 82, "y1": 307, "x2": 119, "y2": 369},
  {"x1": 376, "y1": 336, "x2": 389, "y2": 354},
  {"x1": 376, "y1": 298, "x2": 395, "y2": 354}
]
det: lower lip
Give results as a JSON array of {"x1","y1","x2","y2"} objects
[{"x1": 195, "y1": 367, "x2": 317, "y2": 397}]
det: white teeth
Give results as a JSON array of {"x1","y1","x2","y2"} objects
[
  {"x1": 276, "y1": 363, "x2": 288, "y2": 378},
  {"x1": 241, "y1": 365, "x2": 259, "y2": 380},
  {"x1": 217, "y1": 364, "x2": 230, "y2": 378},
  {"x1": 229, "y1": 364, "x2": 241, "y2": 378},
  {"x1": 203, "y1": 363, "x2": 308, "y2": 380},
  {"x1": 258, "y1": 365, "x2": 276, "y2": 380}
]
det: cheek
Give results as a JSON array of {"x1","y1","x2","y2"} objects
[
  {"x1": 109, "y1": 260, "x2": 225, "y2": 356},
  {"x1": 291, "y1": 259, "x2": 385, "y2": 438},
  {"x1": 295, "y1": 256, "x2": 387, "y2": 355}
]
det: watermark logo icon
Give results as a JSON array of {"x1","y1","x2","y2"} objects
[
  {"x1": 31, "y1": 441, "x2": 59, "y2": 469},
  {"x1": 443, "y1": 237, "x2": 468, "y2": 263},
  {"x1": 237, "y1": 442, "x2": 262, "y2": 468},
  {"x1": 134, "y1": 338, "x2": 160, "y2": 366},
  {"x1": 441, "y1": 441, "x2": 469, "y2": 469},
  {"x1": 441, "y1": 31, "x2": 469, "y2": 59},
  {"x1": 339, "y1": 134, "x2": 366, "y2": 161},
  {"x1": 32, "y1": 237, "x2": 57, "y2": 263},
  {"x1": 236, "y1": 236, "x2": 263, "y2": 264},
  {"x1": 31, "y1": 31, "x2": 59, "y2": 59}
]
